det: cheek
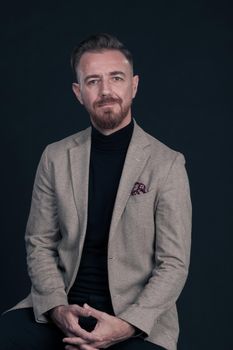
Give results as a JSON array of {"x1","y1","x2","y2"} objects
[
  {"x1": 81, "y1": 91, "x2": 96, "y2": 107},
  {"x1": 115, "y1": 83, "x2": 131, "y2": 97},
  {"x1": 121, "y1": 86, "x2": 134, "y2": 102}
]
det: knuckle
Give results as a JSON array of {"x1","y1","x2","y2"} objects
[
  {"x1": 70, "y1": 304, "x2": 78, "y2": 310},
  {"x1": 67, "y1": 324, "x2": 75, "y2": 333},
  {"x1": 102, "y1": 312, "x2": 108, "y2": 320}
]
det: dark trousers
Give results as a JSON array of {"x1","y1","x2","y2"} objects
[{"x1": 0, "y1": 308, "x2": 166, "y2": 350}]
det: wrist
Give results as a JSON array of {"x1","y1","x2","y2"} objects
[
  {"x1": 48, "y1": 304, "x2": 65, "y2": 319},
  {"x1": 124, "y1": 321, "x2": 137, "y2": 336}
]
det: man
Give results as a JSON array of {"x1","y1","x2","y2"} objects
[{"x1": 1, "y1": 33, "x2": 192, "y2": 350}]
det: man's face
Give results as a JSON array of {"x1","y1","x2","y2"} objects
[{"x1": 72, "y1": 50, "x2": 139, "y2": 131}]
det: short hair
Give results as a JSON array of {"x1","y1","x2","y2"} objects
[{"x1": 71, "y1": 33, "x2": 134, "y2": 80}]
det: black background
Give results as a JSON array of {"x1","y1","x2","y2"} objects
[{"x1": 0, "y1": 1, "x2": 232, "y2": 349}]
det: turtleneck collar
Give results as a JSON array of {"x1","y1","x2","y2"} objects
[{"x1": 91, "y1": 119, "x2": 134, "y2": 151}]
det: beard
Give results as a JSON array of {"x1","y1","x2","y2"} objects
[{"x1": 88, "y1": 96, "x2": 132, "y2": 130}]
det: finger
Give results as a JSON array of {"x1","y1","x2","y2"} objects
[
  {"x1": 83, "y1": 304, "x2": 105, "y2": 320},
  {"x1": 71, "y1": 304, "x2": 91, "y2": 317},
  {"x1": 66, "y1": 331, "x2": 79, "y2": 337},
  {"x1": 63, "y1": 337, "x2": 88, "y2": 345},
  {"x1": 80, "y1": 344, "x2": 99, "y2": 350},
  {"x1": 62, "y1": 332, "x2": 103, "y2": 345},
  {"x1": 70, "y1": 324, "x2": 102, "y2": 342},
  {"x1": 74, "y1": 325, "x2": 100, "y2": 342},
  {"x1": 86, "y1": 340, "x2": 118, "y2": 349}
]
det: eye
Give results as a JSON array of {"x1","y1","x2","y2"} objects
[
  {"x1": 87, "y1": 79, "x2": 99, "y2": 85},
  {"x1": 112, "y1": 76, "x2": 124, "y2": 81}
]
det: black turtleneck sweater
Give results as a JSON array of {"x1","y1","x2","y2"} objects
[{"x1": 68, "y1": 119, "x2": 134, "y2": 306}]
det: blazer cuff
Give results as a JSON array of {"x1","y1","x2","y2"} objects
[
  {"x1": 131, "y1": 326, "x2": 147, "y2": 339},
  {"x1": 31, "y1": 287, "x2": 68, "y2": 323},
  {"x1": 117, "y1": 304, "x2": 161, "y2": 337}
]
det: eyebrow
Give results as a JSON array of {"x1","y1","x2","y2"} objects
[
  {"x1": 84, "y1": 71, "x2": 126, "y2": 83},
  {"x1": 109, "y1": 71, "x2": 126, "y2": 77},
  {"x1": 84, "y1": 74, "x2": 101, "y2": 83}
]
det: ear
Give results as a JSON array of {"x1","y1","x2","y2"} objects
[
  {"x1": 132, "y1": 75, "x2": 139, "y2": 98},
  {"x1": 72, "y1": 83, "x2": 84, "y2": 105}
]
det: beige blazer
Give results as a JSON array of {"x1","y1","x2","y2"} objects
[{"x1": 9, "y1": 120, "x2": 192, "y2": 350}]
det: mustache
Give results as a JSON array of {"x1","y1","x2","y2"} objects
[{"x1": 95, "y1": 96, "x2": 122, "y2": 107}]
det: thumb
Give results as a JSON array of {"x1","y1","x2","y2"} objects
[{"x1": 83, "y1": 303, "x2": 104, "y2": 320}]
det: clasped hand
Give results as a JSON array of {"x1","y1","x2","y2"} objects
[{"x1": 49, "y1": 303, "x2": 136, "y2": 350}]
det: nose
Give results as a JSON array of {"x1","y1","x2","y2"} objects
[{"x1": 99, "y1": 78, "x2": 112, "y2": 96}]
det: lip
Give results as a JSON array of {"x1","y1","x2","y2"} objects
[{"x1": 99, "y1": 101, "x2": 116, "y2": 106}]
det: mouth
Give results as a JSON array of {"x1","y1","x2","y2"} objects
[
  {"x1": 98, "y1": 101, "x2": 117, "y2": 107},
  {"x1": 96, "y1": 97, "x2": 121, "y2": 108}
]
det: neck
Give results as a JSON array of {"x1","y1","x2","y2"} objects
[{"x1": 91, "y1": 118, "x2": 134, "y2": 151}]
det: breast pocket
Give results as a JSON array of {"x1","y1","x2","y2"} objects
[
  {"x1": 120, "y1": 189, "x2": 157, "y2": 260},
  {"x1": 124, "y1": 189, "x2": 156, "y2": 232}
]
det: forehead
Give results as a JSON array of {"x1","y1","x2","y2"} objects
[{"x1": 77, "y1": 50, "x2": 132, "y2": 77}]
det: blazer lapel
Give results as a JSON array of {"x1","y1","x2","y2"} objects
[
  {"x1": 69, "y1": 127, "x2": 91, "y2": 236},
  {"x1": 109, "y1": 121, "x2": 151, "y2": 242}
]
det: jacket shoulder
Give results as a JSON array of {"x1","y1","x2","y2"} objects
[{"x1": 42, "y1": 126, "x2": 91, "y2": 161}]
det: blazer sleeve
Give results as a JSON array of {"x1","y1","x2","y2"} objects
[
  {"x1": 117, "y1": 152, "x2": 192, "y2": 336},
  {"x1": 25, "y1": 146, "x2": 68, "y2": 323}
]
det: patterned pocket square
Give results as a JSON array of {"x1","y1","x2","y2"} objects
[{"x1": 131, "y1": 182, "x2": 148, "y2": 195}]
